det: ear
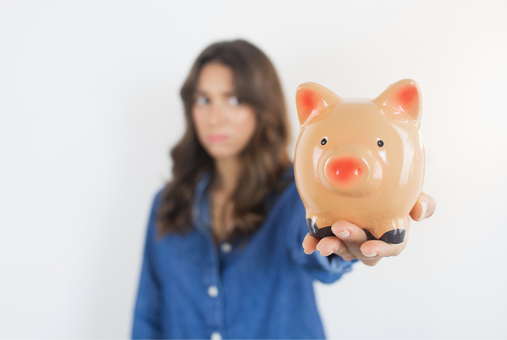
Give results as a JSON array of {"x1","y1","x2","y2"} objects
[
  {"x1": 296, "y1": 82, "x2": 341, "y2": 126},
  {"x1": 373, "y1": 79, "x2": 422, "y2": 128}
]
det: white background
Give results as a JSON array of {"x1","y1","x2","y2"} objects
[{"x1": 1, "y1": 1, "x2": 506, "y2": 338}]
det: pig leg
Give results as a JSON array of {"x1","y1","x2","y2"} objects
[
  {"x1": 363, "y1": 219, "x2": 407, "y2": 244},
  {"x1": 379, "y1": 229, "x2": 406, "y2": 244},
  {"x1": 306, "y1": 214, "x2": 334, "y2": 239}
]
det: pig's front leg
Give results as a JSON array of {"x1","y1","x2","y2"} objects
[{"x1": 305, "y1": 212, "x2": 335, "y2": 239}]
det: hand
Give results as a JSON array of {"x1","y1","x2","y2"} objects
[{"x1": 302, "y1": 192, "x2": 436, "y2": 266}]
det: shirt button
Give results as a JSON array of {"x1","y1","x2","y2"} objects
[
  {"x1": 220, "y1": 242, "x2": 232, "y2": 254},
  {"x1": 210, "y1": 332, "x2": 222, "y2": 340},
  {"x1": 208, "y1": 285, "x2": 219, "y2": 298}
]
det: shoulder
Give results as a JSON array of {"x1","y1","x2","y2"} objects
[
  {"x1": 151, "y1": 186, "x2": 167, "y2": 212},
  {"x1": 150, "y1": 172, "x2": 209, "y2": 212},
  {"x1": 266, "y1": 166, "x2": 305, "y2": 222},
  {"x1": 276, "y1": 165, "x2": 302, "y2": 206},
  {"x1": 143, "y1": 186, "x2": 167, "y2": 237}
]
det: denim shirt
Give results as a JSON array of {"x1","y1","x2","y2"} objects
[{"x1": 132, "y1": 169, "x2": 356, "y2": 339}]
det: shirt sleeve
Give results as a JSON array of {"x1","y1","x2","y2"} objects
[
  {"x1": 131, "y1": 190, "x2": 164, "y2": 339},
  {"x1": 285, "y1": 185, "x2": 357, "y2": 284}
]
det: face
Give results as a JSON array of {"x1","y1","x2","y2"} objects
[{"x1": 192, "y1": 63, "x2": 257, "y2": 161}]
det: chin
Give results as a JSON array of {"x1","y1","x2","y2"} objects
[{"x1": 204, "y1": 146, "x2": 240, "y2": 160}]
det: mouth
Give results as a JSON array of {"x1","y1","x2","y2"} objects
[{"x1": 209, "y1": 134, "x2": 228, "y2": 143}]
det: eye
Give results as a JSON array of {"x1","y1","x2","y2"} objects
[
  {"x1": 228, "y1": 96, "x2": 239, "y2": 106},
  {"x1": 377, "y1": 139, "x2": 384, "y2": 147},
  {"x1": 321, "y1": 137, "x2": 327, "y2": 146},
  {"x1": 195, "y1": 95, "x2": 209, "y2": 106}
]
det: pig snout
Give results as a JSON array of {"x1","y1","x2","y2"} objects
[
  {"x1": 325, "y1": 156, "x2": 367, "y2": 188},
  {"x1": 318, "y1": 146, "x2": 383, "y2": 197}
]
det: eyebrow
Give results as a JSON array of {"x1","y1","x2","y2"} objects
[
  {"x1": 194, "y1": 89, "x2": 237, "y2": 97},
  {"x1": 194, "y1": 89, "x2": 207, "y2": 97}
]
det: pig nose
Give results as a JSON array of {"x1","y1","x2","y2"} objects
[{"x1": 325, "y1": 156, "x2": 368, "y2": 187}]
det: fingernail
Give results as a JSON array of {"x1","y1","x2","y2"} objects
[
  {"x1": 304, "y1": 249, "x2": 314, "y2": 255},
  {"x1": 335, "y1": 228, "x2": 350, "y2": 238},
  {"x1": 322, "y1": 250, "x2": 335, "y2": 257},
  {"x1": 363, "y1": 251, "x2": 377, "y2": 258},
  {"x1": 419, "y1": 200, "x2": 428, "y2": 220}
]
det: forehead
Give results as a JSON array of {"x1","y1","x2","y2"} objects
[{"x1": 196, "y1": 62, "x2": 234, "y2": 92}]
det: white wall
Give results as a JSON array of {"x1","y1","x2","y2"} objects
[{"x1": 1, "y1": 0, "x2": 506, "y2": 338}]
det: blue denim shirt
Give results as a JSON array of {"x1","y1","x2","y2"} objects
[{"x1": 132, "y1": 169, "x2": 356, "y2": 339}]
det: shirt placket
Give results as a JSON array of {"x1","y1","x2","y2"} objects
[
  {"x1": 193, "y1": 177, "x2": 227, "y2": 340},
  {"x1": 202, "y1": 232, "x2": 226, "y2": 340}
]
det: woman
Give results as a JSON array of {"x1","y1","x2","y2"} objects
[{"x1": 132, "y1": 39, "x2": 435, "y2": 339}]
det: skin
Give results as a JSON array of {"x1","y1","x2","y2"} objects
[
  {"x1": 192, "y1": 62, "x2": 257, "y2": 242},
  {"x1": 192, "y1": 62, "x2": 437, "y2": 263}
]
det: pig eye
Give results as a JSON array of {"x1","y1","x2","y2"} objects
[
  {"x1": 321, "y1": 138, "x2": 327, "y2": 145},
  {"x1": 377, "y1": 140, "x2": 384, "y2": 147}
]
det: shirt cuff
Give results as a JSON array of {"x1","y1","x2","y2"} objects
[{"x1": 317, "y1": 253, "x2": 358, "y2": 275}]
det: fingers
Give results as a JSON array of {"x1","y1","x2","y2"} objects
[
  {"x1": 302, "y1": 233, "x2": 319, "y2": 254},
  {"x1": 357, "y1": 240, "x2": 406, "y2": 266},
  {"x1": 330, "y1": 221, "x2": 389, "y2": 264},
  {"x1": 302, "y1": 233, "x2": 355, "y2": 261},
  {"x1": 410, "y1": 192, "x2": 436, "y2": 221},
  {"x1": 302, "y1": 220, "x2": 408, "y2": 266},
  {"x1": 329, "y1": 220, "x2": 406, "y2": 266},
  {"x1": 331, "y1": 220, "x2": 367, "y2": 244},
  {"x1": 315, "y1": 236, "x2": 355, "y2": 261},
  {"x1": 360, "y1": 240, "x2": 405, "y2": 258}
]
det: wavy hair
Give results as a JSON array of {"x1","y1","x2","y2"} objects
[{"x1": 156, "y1": 39, "x2": 291, "y2": 240}]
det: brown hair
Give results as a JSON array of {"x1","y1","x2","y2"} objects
[{"x1": 156, "y1": 39, "x2": 291, "y2": 240}]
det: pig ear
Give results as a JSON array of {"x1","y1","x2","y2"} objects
[
  {"x1": 374, "y1": 79, "x2": 422, "y2": 128},
  {"x1": 296, "y1": 82, "x2": 341, "y2": 126}
]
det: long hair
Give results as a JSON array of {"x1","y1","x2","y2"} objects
[{"x1": 156, "y1": 39, "x2": 291, "y2": 240}]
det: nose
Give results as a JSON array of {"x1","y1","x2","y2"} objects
[
  {"x1": 209, "y1": 103, "x2": 226, "y2": 125},
  {"x1": 325, "y1": 156, "x2": 368, "y2": 187}
]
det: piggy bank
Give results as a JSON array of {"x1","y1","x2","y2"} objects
[{"x1": 294, "y1": 79, "x2": 425, "y2": 244}]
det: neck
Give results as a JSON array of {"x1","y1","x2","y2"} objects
[{"x1": 212, "y1": 157, "x2": 241, "y2": 196}]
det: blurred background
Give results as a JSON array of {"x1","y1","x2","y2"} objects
[{"x1": 1, "y1": 0, "x2": 506, "y2": 338}]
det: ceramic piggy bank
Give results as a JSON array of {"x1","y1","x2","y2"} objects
[{"x1": 294, "y1": 79, "x2": 425, "y2": 244}]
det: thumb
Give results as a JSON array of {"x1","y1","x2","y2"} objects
[{"x1": 410, "y1": 192, "x2": 436, "y2": 221}]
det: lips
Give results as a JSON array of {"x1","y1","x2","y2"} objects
[{"x1": 209, "y1": 134, "x2": 228, "y2": 142}]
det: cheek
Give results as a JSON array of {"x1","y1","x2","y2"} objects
[
  {"x1": 233, "y1": 108, "x2": 256, "y2": 138},
  {"x1": 191, "y1": 109, "x2": 206, "y2": 137}
]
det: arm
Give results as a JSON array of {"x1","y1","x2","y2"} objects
[
  {"x1": 285, "y1": 187, "x2": 357, "y2": 283},
  {"x1": 132, "y1": 191, "x2": 163, "y2": 339},
  {"x1": 302, "y1": 192, "x2": 437, "y2": 266}
]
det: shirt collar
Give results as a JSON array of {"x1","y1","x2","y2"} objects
[
  {"x1": 192, "y1": 172, "x2": 212, "y2": 231},
  {"x1": 190, "y1": 165, "x2": 295, "y2": 232}
]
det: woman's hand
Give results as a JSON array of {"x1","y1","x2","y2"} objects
[{"x1": 302, "y1": 192, "x2": 436, "y2": 266}]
